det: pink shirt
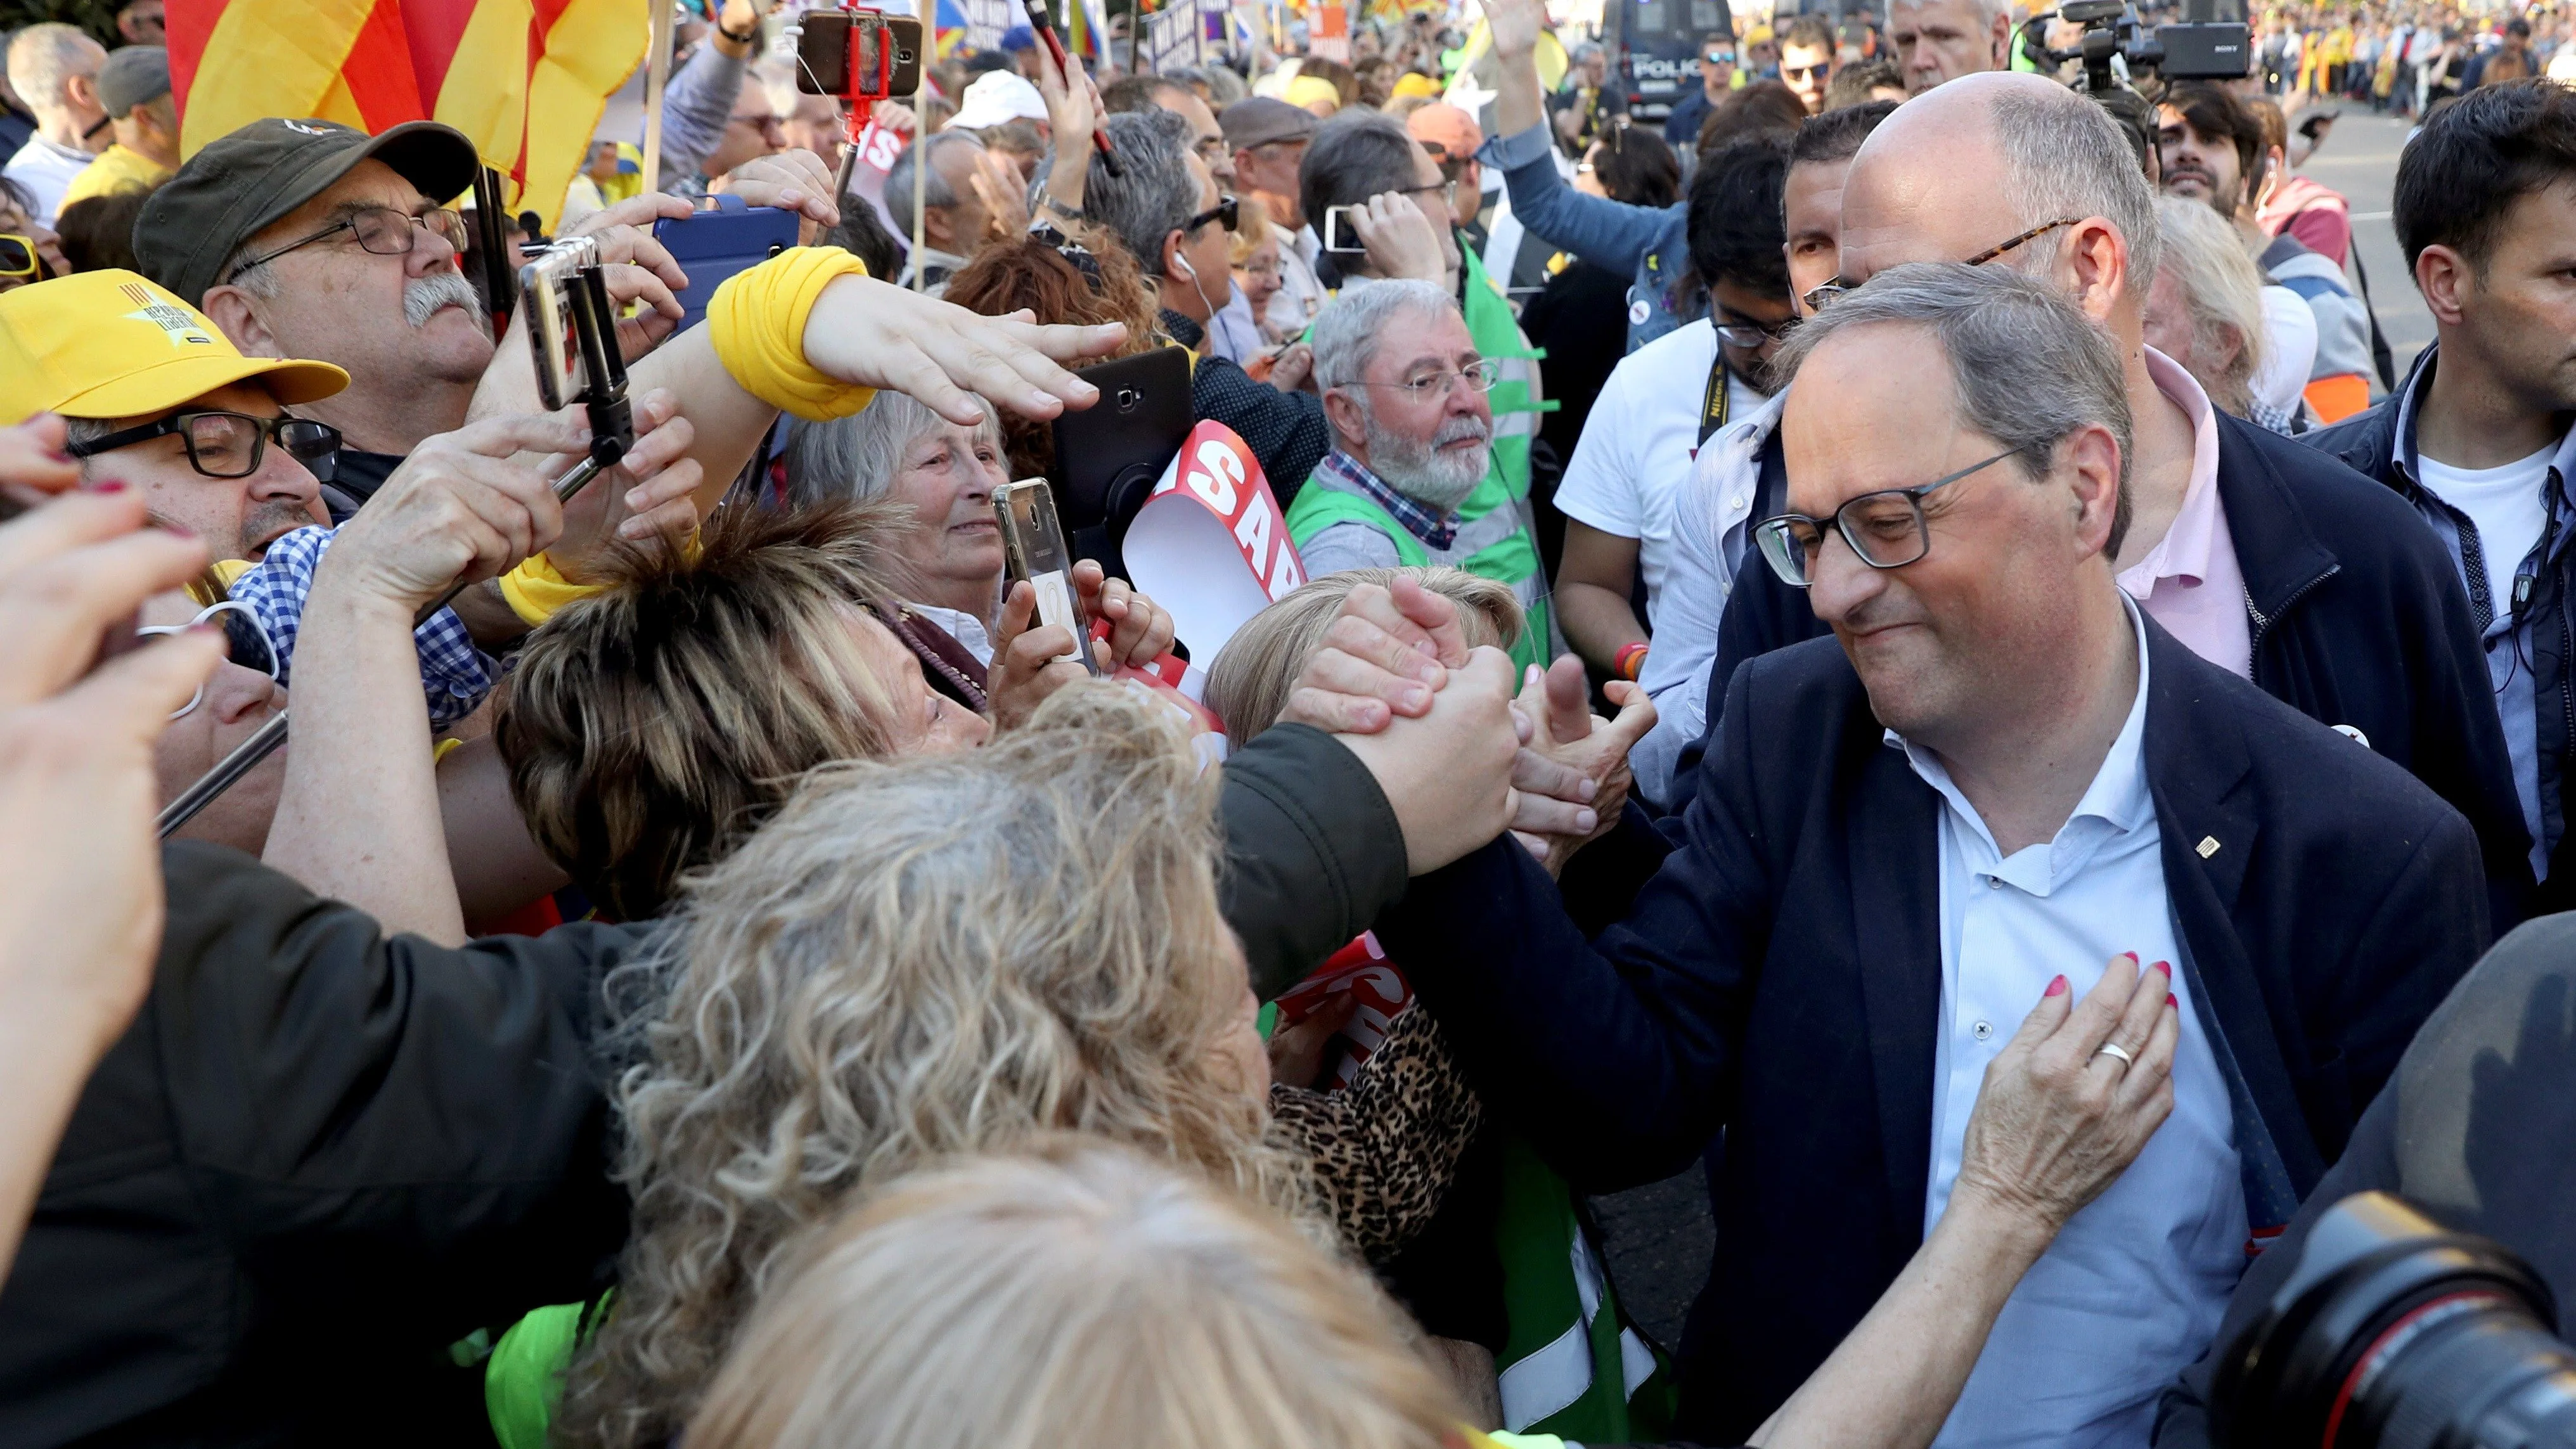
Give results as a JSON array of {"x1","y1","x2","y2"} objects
[{"x1": 2118, "y1": 349, "x2": 2252, "y2": 679}]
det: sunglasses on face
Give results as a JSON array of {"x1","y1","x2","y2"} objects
[
  {"x1": 1185, "y1": 194, "x2": 1241, "y2": 234},
  {"x1": 1781, "y1": 61, "x2": 1830, "y2": 79},
  {"x1": 1800, "y1": 217, "x2": 2084, "y2": 312},
  {"x1": 137, "y1": 600, "x2": 281, "y2": 719},
  {"x1": 0, "y1": 234, "x2": 42, "y2": 280},
  {"x1": 67, "y1": 411, "x2": 341, "y2": 484},
  {"x1": 1705, "y1": 49, "x2": 1737, "y2": 63}
]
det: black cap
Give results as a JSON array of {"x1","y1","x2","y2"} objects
[{"x1": 133, "y1": 117, "x2": 480, "y2": 305}]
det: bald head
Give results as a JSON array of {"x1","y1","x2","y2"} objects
[{"x1": 1839, "y1": 73, "x2": 2159, "y2": 318}]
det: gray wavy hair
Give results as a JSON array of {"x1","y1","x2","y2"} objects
[
  {"x1": 1039, "y1": 108, "x2": 1199, "y2": 278},
  {"x1": 778, "y1": 390, "x2": 1003, "y2": 508},
  {"x1": 555, "y1": 685, "x2": 1317, "y2": 1449},
  {"x1": 1775, "y1": 261, "x2": 2135, "y2": 555},
  {"x1": 2150, "y1": 195, "x2": 2269, "y2": 419}
]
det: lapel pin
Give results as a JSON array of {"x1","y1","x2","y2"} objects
[{"x1": 2197, "y1": 836, "x2": 2222, "y2": 859}]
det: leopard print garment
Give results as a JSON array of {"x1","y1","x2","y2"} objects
[{"x1": 1271, "y1": 1003, "x2": 1484, "y2": 1264}]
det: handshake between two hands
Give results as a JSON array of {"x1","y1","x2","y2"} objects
[{"x1": 1279, "y1": 577, "x2": 1657, "y2": 877}]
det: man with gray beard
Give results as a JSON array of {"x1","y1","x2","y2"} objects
[{"x1": 1285, "y1": 279, "x2": 1555, "y2": 672}]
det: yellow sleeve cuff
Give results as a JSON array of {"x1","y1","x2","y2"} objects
[
  {"x1": 498, "y1": 551, "x2": 605, "y2": 627},
  {"x1": 707, "y1": 246, "x2": 879, "y2": 422}
]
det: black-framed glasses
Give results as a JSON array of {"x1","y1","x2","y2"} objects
[
  {"x1": 1402, "y1": 178, "x2": 1461, "y2": 207},
  {"x1": 1781, "y1": 61, "x2": 1830, "y2": 79},
  {"x1": 1800, "y1": 217, "x2": 2085, "y2": 312},
  {"x1": 66, "y1": 411, "x2": 341, "y2": 483},
  {"x1": 136, "y1": 600, "x2": 280, "y2": 718},
  {"x1": 1185, "y1": 195, "x2": 1240, "y2": 235},
  {"x1": 226, "y1": 205, "x2": 470, "y2": 281},
  {"x1": 1358, "y1": 358, "x2": 1501, "y2": 398},
  {"x1": 1713, "y1": 313, "x2": 1796, "y2": 347},
  {"x1": 1752, "y1": 447, "x2": 2024, "y2": 587},
  {"x1": 0, "y1": 235, "x2": 39, "y2": 279}
]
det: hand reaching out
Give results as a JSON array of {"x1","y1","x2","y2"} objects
[
  {"x1": 1952, "y1": 954, "x2": 2179, "y2": 1234},
  {"x1": 1278, "y1": 578, "x2": 1473, "y2": 733},
  {"x1": 1506, "y1": 657, "x2": 1655, "y2": 873}
]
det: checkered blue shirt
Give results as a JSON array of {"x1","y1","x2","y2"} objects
[
  {"x1": 1313, "y1": 449, "x2": 1459, "y2": 549},
  {"x1": 223, "y1": 525, "x2": 497, "y2": 730}
]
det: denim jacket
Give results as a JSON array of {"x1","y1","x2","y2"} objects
[{"x1": 1479, "y1": 122, "x2": 1696, "y2": 351}]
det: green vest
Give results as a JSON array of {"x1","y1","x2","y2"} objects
[{"x1": 1284, "y1": 465, "x2": 1554, "y2": 676}]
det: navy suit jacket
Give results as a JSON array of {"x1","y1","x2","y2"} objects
[
  {"x1": 1671, "y1": 411, "x2": 2532, "y2": 932},
  {"x1": 1377, "y1": 620, "x2": 2489, "y2": 1443}
]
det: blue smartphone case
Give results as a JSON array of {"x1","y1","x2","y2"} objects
[{"x1": 653, "y1": 195, "x2": 802, "y2": 332}]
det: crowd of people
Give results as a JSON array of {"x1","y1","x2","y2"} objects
[{"x1": 0, "y1": 0, "x2": 2573, "y2": 1444}]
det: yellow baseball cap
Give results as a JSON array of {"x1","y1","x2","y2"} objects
[
  {"x1": 0, "y1": 269, "x2": 347, "y2": 427},
  {"x1": 1391, "y1": 70, "x2": 1442, "y2": 100}
]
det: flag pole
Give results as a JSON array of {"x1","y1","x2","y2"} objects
[
  {"x1": 642, "y1": 0, "x2": 674, "y2": 192},
  {"x1": 912, "y1": 11, "x2": 927, "y2": 294}
]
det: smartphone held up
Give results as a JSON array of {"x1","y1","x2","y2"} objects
[{"x1": 996, "y1": 479, "x2": 1108, "y2": 679}]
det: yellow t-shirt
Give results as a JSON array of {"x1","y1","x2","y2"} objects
[{"x1": 58, "y1": 144, "x2": 172, "y2": 211}]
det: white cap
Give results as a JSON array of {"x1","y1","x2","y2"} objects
[{"x1": 951, "y1": 69, "x2": 1050, "y2": 130}]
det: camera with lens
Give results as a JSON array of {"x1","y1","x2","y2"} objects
[
  {"x1": 2019, "y1": 0, "x2": 2248, "y2": 92},
  {"x1": 2210, "y1": 1192, "x2": 2576, "y2": 1449}
]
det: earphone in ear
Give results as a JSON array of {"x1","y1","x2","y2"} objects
[{"x1": 1173, "y1": 253, "x2": 1197, "y2": 278}]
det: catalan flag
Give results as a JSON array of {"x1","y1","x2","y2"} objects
[
  {"x1": 1061, "y1": 0, "x2": 1111, "y2": 63},
  {"x1": 167, "y1": 0, "x2": 647, "y2": 231}
]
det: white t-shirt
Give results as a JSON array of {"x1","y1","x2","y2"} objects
[
  {"x1": 3, "y1": 134, "x2": 92, "y2": 227},
  {"x1": 2416, "y1": 441, "x2": 2558, "y2": 584},
  {"x1": 1553, "y1": 318, "x2": 1765, "y2": 626}
]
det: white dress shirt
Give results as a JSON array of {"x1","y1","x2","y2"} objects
[{"x1": 1897, "y1": 596, "x2": 2247, "y2": 1448}]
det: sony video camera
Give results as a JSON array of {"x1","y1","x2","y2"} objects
[
  {"x1": 2209, "y1": 1192, "x2": 2576, "y2": 1449},
  {"x1": 2020, "y1": 0, "x2": 2249, "y2": 92}
]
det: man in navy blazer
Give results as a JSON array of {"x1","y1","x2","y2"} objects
[
  {"x1": 1659, "y1": 74, "x2": 2528, "y2": 932},
  {"x1": 1374, "y1": 266, "x2": 2488, "y2": 1446}
]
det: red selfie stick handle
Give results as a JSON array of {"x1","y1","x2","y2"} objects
[{"x1": 1022, "y1": 0, "x2": 1119, "y2": 176}]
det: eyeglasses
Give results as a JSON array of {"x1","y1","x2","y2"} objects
[
  {"x1": 1713, "y1": 313, "x2": 1796, "y2": 347},
  {"x1": 1237, "y1": 258, "x2": 1282, "y2": 278},
  {"x1": 1799, "y1": 217, "x2": 2085, "y2": 313},
  {"x1": 137, "y1": 600, "x2": 281, "y2": 719},
  {"x1": 1401, "y1": 178, "x2": 1461, "y2": 208},
  {"x1": 1751, "y1": 447, "x2": 2025, "y2": 586},
  {"x1": 1705, "y1": 49, "x2": 1737, "y2": 63},
  {"x1": 0, "y1": 234, "x2": 38, "y2": 279},
  {"x1": 1356, "y1": 359, "x2": 1501, "y2": 398},
  {"x1": 226, "y1": 205, "x2": 471, "y2": 281},
  {"x1": 1781, "y1": 61, "x2": 1830, "y2": 79},
  {"x1": 1185, "y1": 194, "x2": 1240, "y2": 234},
  {"x1": 66, "y1": 411, "x2": 341, "y2": 483}
]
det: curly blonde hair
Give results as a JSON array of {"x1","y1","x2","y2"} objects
[
  {"x1": 558, "y1": 686, "x2": 1315, "y2": 1449},
  {"x1": 686, "y1": 1139, "x2": 1465, "y2": 1449}
]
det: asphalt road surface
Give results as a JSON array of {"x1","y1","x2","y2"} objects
[{"x1": 2296, "y1": 107, "x2": 2434, "y2": 376}]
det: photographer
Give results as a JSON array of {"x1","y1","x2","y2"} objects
[{"x1": 2152, "y1": 913, "x2": 2576, "y2": 1446}]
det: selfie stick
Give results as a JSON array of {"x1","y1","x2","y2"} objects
[
  {"x1": 155, "y1": 267, "x2": 636, "y2": 839},
  {"x1": 1021, "y1": 0, "x2": 1121, "y2": 176}
]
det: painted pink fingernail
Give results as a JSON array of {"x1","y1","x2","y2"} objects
[
  {"x1": 2122, "y1": 951, "x2": 2139, "y2": 963},
  {"x1": 2167, "y1": 994, "x2": 2179, "y2": 1010},
  {"x1": 2149, "y1": 960, "x2": 2172, "y2": 979},
  {"x1": 2045, "y1": 975, "x2": 2068, "y2": 996},
  {"x1": 92, "y1": 479, "x2": 126, "y2": 494}
]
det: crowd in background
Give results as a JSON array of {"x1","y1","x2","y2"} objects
[{"x1": 0, "y1": 0, "x2": 2573, "y2": 1446}]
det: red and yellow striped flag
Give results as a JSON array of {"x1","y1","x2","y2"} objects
[{"x1": 167, "y1": 0, "x2": 647, "y2": 230}]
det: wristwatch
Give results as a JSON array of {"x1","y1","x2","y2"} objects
[
  {"x1": 717, "y1": 11, "x2": 758, "y2": 43},
  {"x1": 1042, "y1": 194, "x2": 1086, "y2": 222}
]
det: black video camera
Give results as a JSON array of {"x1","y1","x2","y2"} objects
[
  {"x1": 2209, "y1": 1192, "x2": 2576, "y2": 1449},
  {"x1": 2020, "y1": 0, "x2": 2248, "y2": 92}
]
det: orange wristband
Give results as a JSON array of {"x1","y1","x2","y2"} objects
[{"x1": 1614, "y1": 641, "x2": 1650, "y2": 682}]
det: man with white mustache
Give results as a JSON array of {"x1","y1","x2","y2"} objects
[{"x1": 1287, "y1": 278, "x2": 1554, "y2": 672}]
